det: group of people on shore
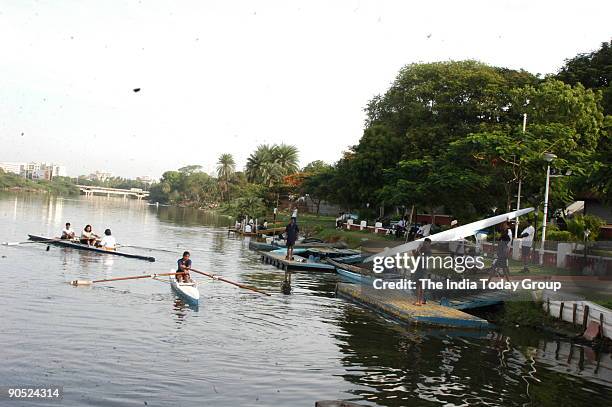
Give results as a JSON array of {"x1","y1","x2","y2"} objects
[{"x1": 60, "y1": 222, "x2": 117, "y2": 250}]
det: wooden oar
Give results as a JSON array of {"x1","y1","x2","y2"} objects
[
  {"x1": 189, "y1": 268, "x2": 271, "y2": 296},
  {"x1": 71, "y1": 272, "x2": 185, "y2": 286}
]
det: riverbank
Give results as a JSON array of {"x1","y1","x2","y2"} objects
[{"x1": 0, "y1": 171, "x2": 78, "y2": 195}]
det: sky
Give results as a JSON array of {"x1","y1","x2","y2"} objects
[{"x1": 0, "y1": 0, "x2": 610, "y2": 178}]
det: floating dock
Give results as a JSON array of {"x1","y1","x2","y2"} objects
[
  {"x1": 260, "y1": 251, "x2": 335, "y2": 272},
  {"x1": 336, "y1": 282, "x2": 490, "y2": 329}
]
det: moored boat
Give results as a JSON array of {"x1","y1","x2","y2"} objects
[
  {"x1": 27, "y1": 234, "x2": 155, "y2": 262},
  {"x1": 170, "y1": 277, "x2": 200, "y2": 305}
]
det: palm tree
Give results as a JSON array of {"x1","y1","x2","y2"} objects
[
  {"x1": 272, "y1": 144, "x2": 299, "y2": 175},
  {"x1": 216, "y1": 153, "x2": 236, "y2": 201},
  {"x1": 246, "y1": 145, "x2": 272, "y2": 183}
]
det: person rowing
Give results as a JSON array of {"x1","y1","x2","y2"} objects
[
  {"x1": 176, "y1": 251, "x2": 192, "y2": 283},
  {"x1": 97, "y1": 229, "x2": 117, "y2": 251},
  {"x1": 61, "y1": 222, "x2": 75, "y2": 240},
  {"x1": 80, "y1": 225, "x2": 99, "y2": 246}
]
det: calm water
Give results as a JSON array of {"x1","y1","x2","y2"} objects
[{"x1": 0, "y1": 193, "x2": 610, "y2": 407}]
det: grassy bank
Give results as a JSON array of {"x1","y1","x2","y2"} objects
[
  {"x1": 0, "y1": 172, "x2": 78, "y2": 195},
  {"x1": 267, "y1": 212, "x2": 397, "y2": 249}
]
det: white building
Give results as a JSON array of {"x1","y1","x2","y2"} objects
[
  {"x1": 0, "y1": 162, "x2": 67, "y2": 180},
  {"x1": 0, "y1": 162, "x2": 25, "y2": 175}
]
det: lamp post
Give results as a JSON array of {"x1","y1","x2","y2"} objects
[
  {"x1": 514, "y1": 113, "x2": 528, "y2": 239},
  {"x1": 539, "y1": 152, "x2": 557, "y2": 265}
]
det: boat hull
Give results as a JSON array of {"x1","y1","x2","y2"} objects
[
  {"x1": 27, "y1": 234, "x2": 156, "y2": 262},
  {"x1": 170, "y1": 278, "x2": 200, "y2": 305}
]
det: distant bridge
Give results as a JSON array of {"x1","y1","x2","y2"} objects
[{"x1": 77, "y1": 185, "x2": 150, "y2": 200}]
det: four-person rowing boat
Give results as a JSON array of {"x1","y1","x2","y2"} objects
[{"x1": 28, "y1": 234, "x2": 156, "y2": 262}]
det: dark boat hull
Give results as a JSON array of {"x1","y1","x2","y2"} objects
[{"x1": 27, "y1": 235, "x2": 155, "y2": 262}]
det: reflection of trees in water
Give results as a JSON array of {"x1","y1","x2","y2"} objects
[
  {"x1": 154, "y1": 206, "x2": 232, "y2": 228},
  {"x1": 333, "y1": 306, "x2": 611, "y2": 406}
]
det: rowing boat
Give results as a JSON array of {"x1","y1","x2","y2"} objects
[
  {"x1": 170, "y1": 276, "x2": 200, "y2": 305},
  {"x1": 27, "y1": 234, "x2": 156, "y2": 262}
]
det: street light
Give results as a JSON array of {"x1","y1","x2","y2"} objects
[{"x1": 539, "y1": 152, "x2": 557, "y2": 264}]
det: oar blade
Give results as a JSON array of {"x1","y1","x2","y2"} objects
[{"x1": 71, "y1": 280, "x2": 93, "y2": 286}]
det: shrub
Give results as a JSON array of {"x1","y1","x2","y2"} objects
[{"x1": 566, "y1": 214, "x2": 605, "y2": 241}]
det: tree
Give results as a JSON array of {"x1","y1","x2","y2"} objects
[
  {"x1": 216, "y1": 153, "x2": 236, "y2": 201},
  {"x1": 556, "y1": 40, "x2": 612, "y2": 115},
  {"x1": 245, "y1": 143, "x2": 300, "y2": 186},
  {"x1": 303, "y1": 160, "x2": 330, "y2": 174}
]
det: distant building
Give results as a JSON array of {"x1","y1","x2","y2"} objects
[
  {"x1": 86, "y1": 171, "x2": 112, "y2": 182},
  {"x1": 0, "y1": 162, "x2": 67, "y2": 180},
  {"x1": 0, "y1": 162, "x2": 25, "y2": 175}
]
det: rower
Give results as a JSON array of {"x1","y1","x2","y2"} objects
[
  {"x1": 80, "y1": 225, "x2": 99, "y2": 246},
  {"x1": 176, "y1": 251, "x2": 192, "y2": 283},
  {"x1": 61, "y1": 222, "x2": 75, "y2": 240},
  {"x1": 98, "y1": 229, "x2": 117, "y2": 251}
]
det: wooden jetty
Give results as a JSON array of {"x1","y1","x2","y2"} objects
[
  {"x1": 260, "y1": 251, "x2": 335, "y2": 272},
  {"x1": 336, "y1": 282, "x2": 490, "y2": 329}
]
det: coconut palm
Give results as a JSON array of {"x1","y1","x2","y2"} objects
[
  {"x1": 216, "y1": 153, "x2": 236, "y2": 201},
  {"x1": 245, "y1": 145, "x2": 273, "y2": 183},
  {"x1": 273, "y1": 144, "x2": 299, "y2": 175}
]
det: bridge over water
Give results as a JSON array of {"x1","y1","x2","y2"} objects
[{"x1": 77, "y1": 185, "x2": 150, "y2": 200}]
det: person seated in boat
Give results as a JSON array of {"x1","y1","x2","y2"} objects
[
  {"x1": 259, "y1": 219, "x2": 268, "y2": 231},
  {"x1": 80, "y1": 225, "x2": 99, "y2": 246},
  {"x1": 176, "y1": 251, "x2": 192, "y2": 283},
  {"x1": 61, "y1": 222, "x2": 75, "y2": 240},
  {"x1": 97, "y1": 229, "x2": 117, "y2": 251},
  {"x1": 244, "y1": 223, "x2": 252, "y2": 233}
]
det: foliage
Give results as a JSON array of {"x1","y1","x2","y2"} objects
[
  {"x1": 76, "y1": 176, "x2": 151, "y2": 191},
  {"x1": 0, "y1": 170, "x2": 78, "y2": 195},
  {"x1": 149, "y1": 166, "x2": 218, "y2": 206},
  {"x1": 556, "y1": 40, "x2": 612, "y2": 115},
  {"x1": 245, "y1": 144, "x2": 299, "y2": 187},
  {"x1": 216, "y1": 153, "x2": 236, "y2": 202},
  {"x1": 565, "y1": 214, "x2": 605, "y2": 241},
  {"x1": 545, "y1": 230, "x2": 573, "y2": 242}
]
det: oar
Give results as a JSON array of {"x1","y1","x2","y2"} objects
[
  {"x1": 117, "y1": 244, "x2": 177, "y2": 253},
  {"x1": 71, "y1": 272, "x2": 185, "y2": 286},
  {"x1": 189, "y1": 268, "x2": 271, "y2": 296},
  {"x1": 2, "y1": 238, "x2": 60, "y2": 246}
]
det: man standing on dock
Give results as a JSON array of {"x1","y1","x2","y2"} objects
[{"x1": 285, "y1": 217, "x2": 299, "y2": 261}]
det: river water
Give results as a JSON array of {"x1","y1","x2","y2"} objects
[{"x1": 0, "y1": 193, "x2": 610, "y2": 406}]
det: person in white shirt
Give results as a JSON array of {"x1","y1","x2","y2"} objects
[
  {"x1": 98, "y1": 229, "x2": 117, "y2": 251},
  {"x1": 519, "y1": 220, "x2": 535, "y2": 272},
  {"x1": 244, "y1": 224, "x2": 252, "y2": 233},
  {"x1": 61, "y1": 222, "x2": 75, "y2": 240},
  {"x1": 291, "y1": 207, "x2": 298, "y2": 219}
]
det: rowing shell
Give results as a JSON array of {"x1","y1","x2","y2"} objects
[
  {"x1": 27, "y1": 234, "x2": 155, "y2": 262},
  {"x1": 170, "y1": 276, "x2": 200, "y2": 305}
]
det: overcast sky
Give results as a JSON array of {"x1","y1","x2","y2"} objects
[{"x1": 0, "y1": 0, "x2": 610, "y2": 178}]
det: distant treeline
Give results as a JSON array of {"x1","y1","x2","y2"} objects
[{"x1": 0, "y1": 170, "x2": 78, "y2": 195}]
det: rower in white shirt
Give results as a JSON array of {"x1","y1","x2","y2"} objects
[
  {"x1": 61, "y1": 222, "x2": 75, "y2": 240},
  {"x1": 98, "y1": 229, "x2": 117, "y2": 251}
]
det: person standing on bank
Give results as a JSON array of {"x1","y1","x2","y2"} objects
[
  {"x1": 285, "y1": 217, "x2": 299, "y2": 261},
  {"x1": 519, "y1": 219, "x2": 535, "y2": 273}
]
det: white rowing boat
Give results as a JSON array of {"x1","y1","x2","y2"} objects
[{"x1": 170, "y1": 276, "x2": 200, "y2": 305}]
